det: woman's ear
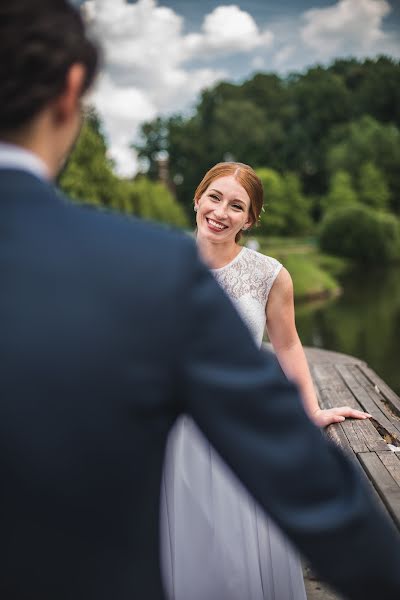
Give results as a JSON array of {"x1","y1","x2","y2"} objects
[{"x1": 243, "y1": 217, "x2": 253, "y2": 230}]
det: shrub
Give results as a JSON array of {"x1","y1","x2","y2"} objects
[
  {"x1": 319, "y1": 205, "x2": 400, "y2": 264},
  {"x1": 115, "y1": 178, "x2": 189, "y2": 229},
  {"x1": 256, "y1": 168, "x2": 312, "y2": 236}
]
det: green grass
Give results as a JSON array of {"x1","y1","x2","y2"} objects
[
  {"x1": 278, "y1": 254, "x2": 339, "y2": 300},
  {"x1": 247, "y1": 235, "x2": 349, "y2": 301}
]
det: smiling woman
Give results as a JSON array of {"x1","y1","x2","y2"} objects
[
  {"x1": 161, "y1": 160, "x2": 371, "y2": 600},
  {"x1": 194, "y1": 161, "x2": 263, "y2": 244}
]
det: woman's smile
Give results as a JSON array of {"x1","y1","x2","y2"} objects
[
  {"x1": 206, "y1": 217, "x2": 228, "y2": 232},
  {"x1": 196, "y1": 175, "x2": 252, "y2": 242}
]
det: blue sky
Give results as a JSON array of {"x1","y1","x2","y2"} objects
[{"x1": 74, "y1": 0, "x2": 400, "y2": 175}]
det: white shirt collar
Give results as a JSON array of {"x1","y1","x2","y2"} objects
[{"x1": 0, "y1": 142, "x2": 50, "y2": 180}]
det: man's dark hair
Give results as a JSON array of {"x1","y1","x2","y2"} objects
[{"x1": 0, "y1": 0, "x2": 100, "y2": 134}]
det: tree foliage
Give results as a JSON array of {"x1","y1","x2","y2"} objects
[
  {"x1": 256, "y1": 168, "x2": 312, "y2": 235},
  {"x1": 60, "y1": 110, "x2": 189, "y2": 229},
  {"x1": 327, "y1": 115, "x2": 400, "y2": 211},
  {"x1": 319, "y1": 205, "x2": 400, "y2": 264},
  {"x1": 358, "y1": 162, "x2": 391, "y2": 210},
  {"x1": 322, "y1": 171, "x2": 359, "y2": 213},
  {"x1": 62, "y1": 57, "x2": 400, "y2": 236},
  {"x1": 115, "y1": 178, "x2": 189, "y2": 228},
  {"x1": 135, "y1": 56, "x2": 400, "y2": 223},
  {"x1": 59, "y1": 109, "x2": 119, "y2": 207}
]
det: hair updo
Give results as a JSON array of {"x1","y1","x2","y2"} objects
[{"x1": 0, "y1": 0, "x2": 99, "y2": 135}]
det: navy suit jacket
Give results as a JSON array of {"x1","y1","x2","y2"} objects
[{"x1": 0, "y1": 169, "x2": 399, "y2": 599}]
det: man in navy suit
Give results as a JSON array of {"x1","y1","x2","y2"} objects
[{"x1": 0, "y1": 1, "x2": 399, "y2": 599}]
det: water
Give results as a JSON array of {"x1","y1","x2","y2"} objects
[{"x1": 295, "y1": 266, "x2": 400, "y2": 396}]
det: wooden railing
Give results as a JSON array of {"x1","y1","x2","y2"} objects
[
  {"x1": 300, "y1": 347, "x2": 400, "y2": 599},
  {"x1": 304, "y1": 346, "x2": 400, "y2": 529}
]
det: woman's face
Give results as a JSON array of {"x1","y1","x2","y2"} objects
[{"x1": 195, "y1": 175, "x2": 252, "y2": 243}]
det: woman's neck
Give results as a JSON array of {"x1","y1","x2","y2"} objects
[{"x1": 196, "y1": 235, "x2": 242, "y2": 269}]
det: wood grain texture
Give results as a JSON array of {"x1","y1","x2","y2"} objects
[{"x1": 358, "y1": 452, "x2": 400, "y2": 528}]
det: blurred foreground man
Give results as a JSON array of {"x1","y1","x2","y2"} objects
[{"x1": 0, "y1": 1, "x2": 399, "y2": 599}]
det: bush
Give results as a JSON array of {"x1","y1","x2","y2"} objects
[
  {"x1": 115, "y1": 178, "x2": 189, "y2": 229},
  {"x1": 319, "y1": 205, "x2": 400, "y2": 264},
  {"x1": 256, "y1": 168, "x2": 312, "y2": 236},
  {"x1": 321, "y1": 170, "x2": 358, "y2": 215}
]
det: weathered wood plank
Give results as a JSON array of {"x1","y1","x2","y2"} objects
[
  {"x1": 304, "y1": 346, "x2": 365, "y2": 366},
  {"x1": 325, "y1": 422, "x2": 354, "y2": 454},
  {"x1": 358, "y1": 452, "x2": 400, "y2": 529},
  {"x1": 340, "y1": 420, "x2": 370, "y2": 453},
  {"x1": 343, "y1": 419, "x2": 388, "y2": 454},
  {"x1": 303, "y1": 347, "x2": 400, "y2": 537},
  {"x1": 336, "y1": 364, "x2": 399, "y2": 436},
  {"x1": 349, "y1": 365, "x2": 400, "y2": 437},
  {"x1": 311, "y1": 364, "x2": 362, "y2": 410},
  {"x1": 311, "y1": 363, "x2": 388, "y2": 453},
  {"x1": 359, "y1": 363, "x2": 400, "y2": 419},
  {"x1": 377, "y1": 451, "x2": 400, "y2": 487}
]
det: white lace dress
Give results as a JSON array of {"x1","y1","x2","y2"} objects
[{"x1": 161, "y1": 247, "x2": 307, "y2": 600}]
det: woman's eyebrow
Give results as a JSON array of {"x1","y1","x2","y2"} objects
[{"x1": 209, "y1": 189, "x2": 246, "y2": 205}]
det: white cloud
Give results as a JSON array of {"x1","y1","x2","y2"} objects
[
  {"x1": 83, "y1": 0, "x2": 272, "y2": 176},
  {"x1": 184, "y1": 5, "x2": 274, "y2": 56},
  {"x1": 251, "y1": 56, "x2": 266, "y2": 70},
  {"x1": 301, "y1": 0, "x2": 392, "y2": 58},
  {"x1": 81, "y1": 0, "x2": 399, "y2": 175},
  {"x1": 272, "y1": 45, "x2": 296, "y2": 70}
]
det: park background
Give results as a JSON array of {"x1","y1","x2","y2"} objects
[{"x1": 67, "y1": 0, "x2": 400, "y2": 395}]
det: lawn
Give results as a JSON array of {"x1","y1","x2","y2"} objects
[{"x1": 248, "y1": 236, "x2": 348, "y2": 301}]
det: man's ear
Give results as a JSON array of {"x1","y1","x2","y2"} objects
[{"x1": 52, "y1": 63, "x2": 86, "y2": 124}]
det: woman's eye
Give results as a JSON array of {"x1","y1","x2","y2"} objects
[
  {"x1": 210, "y1": 194, "x2": 220, "y2": 201},
  {"x1": 233, "y1": 205, "x2": 243, "y2": 211}
]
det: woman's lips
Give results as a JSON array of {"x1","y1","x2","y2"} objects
[{"x1": 206, "y1": 217, "x2": 228, "y2": 232}]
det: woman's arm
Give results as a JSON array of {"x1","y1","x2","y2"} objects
[{"x1": 266, "y1": 267, "x2": 370, "y2": 427}]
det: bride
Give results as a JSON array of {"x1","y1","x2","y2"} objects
[{"x1": 161, "y1": 162, "x2": 370, "y2": 599}]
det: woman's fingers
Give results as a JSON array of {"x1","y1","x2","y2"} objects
[
  {"x1": 312, "y1": 407, "x2": 372, "y2": 428},
  {"x1": 333, "y1": 406, "x2": 372, "y2": 419}
]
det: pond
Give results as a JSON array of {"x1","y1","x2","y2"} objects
[{"x1": 295, "y1": 266, "x2": 400, "y2": 396}]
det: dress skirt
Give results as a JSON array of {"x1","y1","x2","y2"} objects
[{"x1": 160, "y1": 416, "x2": 307, "y2": 600}]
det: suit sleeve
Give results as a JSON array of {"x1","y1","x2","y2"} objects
[{"x1": 177, "y1": 239, "x2": 400, "y2": 600}]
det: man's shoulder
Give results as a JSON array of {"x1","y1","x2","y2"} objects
[
  {"x1": 67, "y1": 198, "x2": 195, "y2": 259},
  {"x1": 1, "y1": 168, "x2": 198, "y2": 275}
]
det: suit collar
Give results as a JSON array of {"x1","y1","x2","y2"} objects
[{"x1": 0, "y1": 142, "x2": 50, "y2": 181}]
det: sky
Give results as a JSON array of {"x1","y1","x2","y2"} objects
[{"x1": 72, "y1": 0, "x2": 400, "y2": 176}]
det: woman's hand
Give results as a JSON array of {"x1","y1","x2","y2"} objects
[{"x1": 311, "y1": 406, "x2": 372, "y2": 428}]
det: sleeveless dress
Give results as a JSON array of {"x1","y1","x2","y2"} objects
[{"x1": 160, "y1": 247, "x2": 307, "y2": 600}]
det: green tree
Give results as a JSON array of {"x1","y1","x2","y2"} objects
[
  {"x1": 329, "y1": 56, "x2": 400, "y2": 128},
  {"x1": 59, "y1": 112, "x2": 119, "y2": 207},
  {"x1": 283, "y1": 173, "x2": 313, "y2": 235},
  {"x1": 327, "y1": 116, "x2": 400, "y2": 212},
  {"x1": 319, "y1": 205, "x2": 400, "y2": 264},
  {"x1": 135, "y1": 59, "x2": 400, "y2": 217},
  {"x1": 135, "y1": 116, "x2": 170, "y2": 181},
  {"x1": 358, "y1": 162, "x2": 391, "y2": 210},
  {"x1": 256, "y1": 168, "x2": 312, "y2": 235},
  {"x1": 283, "y1": 67, "x2": 352, "y2": 193},
  {"x1": 322, "y1": 170, "x2": 358, "y2": 214},
  {"x1": 120, "y1": 177, "x2": 188, "y2": 228},
  {"x1": 256, "y1": 168, "x2": 287, "y2": 234}
]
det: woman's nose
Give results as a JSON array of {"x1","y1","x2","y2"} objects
[{"x1": 214, "y1": 204, "x2": 228, "y2": 218}]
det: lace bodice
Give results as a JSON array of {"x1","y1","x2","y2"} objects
[{"x1": 212, "y1": 247, "x2": 282, "y2": 347}]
